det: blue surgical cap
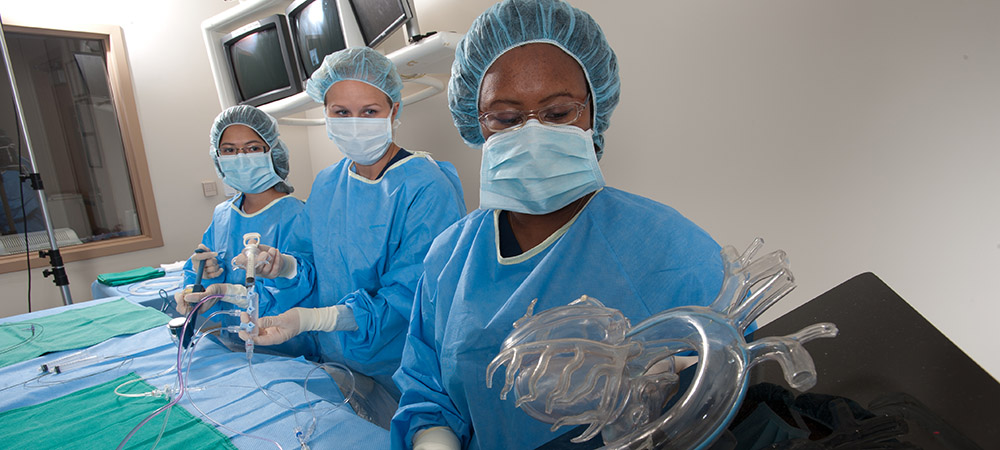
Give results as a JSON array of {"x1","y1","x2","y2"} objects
[
  {"x1": 305, "y1": 47, "x2": 403, "y2": 112},
  {"x1": 209, "y1": 105, "x2": 293, "y2": 194},
  {"x1": 449, "y1": 0, "x2": 620, "y2": 157}
]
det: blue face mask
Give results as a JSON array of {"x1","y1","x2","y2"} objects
[
  {"x1": 217, "y1": 152, "x2": 282, "y2": 194},
  {"x1": 480, "y1": 120, "x2": 605, "y2": 215},
  {"x1": 325, "y1": 115, "x2": 394, "y2": 166}
]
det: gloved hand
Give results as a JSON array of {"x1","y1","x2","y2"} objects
[
  {"x1": 190, "y1": 244, "x2": 223, "y2": 279},
  {"x1": 413, "y1": 426, "x2": 460, "y2": 450},
  {"x1": 240, "y1": 308, "x2": 302, "y2": 346},
  {"x1": 231, "y1": 244, "x2": 297, "y2": 279},
  {"x1": 174, "y1": 283, "x2": 248, "y2": 316},
  {"x1": 239, "y1": 305, "x2": 358, "y2": 346}
]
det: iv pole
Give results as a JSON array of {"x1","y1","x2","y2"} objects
[{"x1": 0, "y1": 15, "x2": 73, "y2": 305}]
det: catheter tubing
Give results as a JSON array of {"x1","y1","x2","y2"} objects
[{"x1": 115, "y1": 294, "x2": 222, "y2": 450}]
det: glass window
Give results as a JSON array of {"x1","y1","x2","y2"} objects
[{"x1": 0, "y1": 24, "x2": 161, "y2": 272}]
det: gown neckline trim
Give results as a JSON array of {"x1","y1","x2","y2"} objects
[
  {"x1": 228, "y1": 193, "x2": 298, "y2": 218},
  {"x1": 494, "y1": 188, "x2": 602, "y2": 265},
  {"x1": 347, "y1": 150, "x2": 430, "y2": 184}
]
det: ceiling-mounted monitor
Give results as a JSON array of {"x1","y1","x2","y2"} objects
[
  {"x1": 348, "y1": 0, "x2": 413, "y2": 48},
  {"x1": 221, "y1": 14, "x2": 303, "y2": 107},
  {"x1": 286, "y1": 0, "x2": 347, "y2": 81}
]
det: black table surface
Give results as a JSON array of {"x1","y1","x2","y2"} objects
[{"x1": 749, "y1": 272, "x2": 1000, "y2": 449}]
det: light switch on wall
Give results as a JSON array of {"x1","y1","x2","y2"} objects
[{"x1": 202, "y1": 180, "x2": 218, "y2": 197}]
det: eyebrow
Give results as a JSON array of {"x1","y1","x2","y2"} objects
[
  {"x1": 483, "y1": 91, "x2": 582, "y2": 110},
  {"x1": 220, "y1": 139, "x2": 264, "y2": 146},
  {"x1": 327, "y1": 103, "x2": 385, "y2": 110}
]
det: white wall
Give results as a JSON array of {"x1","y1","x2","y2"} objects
[
  {"x1": 0, "y1": 0, "x2": 996, "y2": 381},
  {"x1": 396, "y1": 0, "x2": 1000, "y2": 379}
]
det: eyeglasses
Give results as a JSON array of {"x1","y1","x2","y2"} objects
[
  {"x1": 478, "y1": 96, "x2": 589, "y2": 132},
  {"x1": 217, "y1": 144, "x2": 269, "y2": 156}
]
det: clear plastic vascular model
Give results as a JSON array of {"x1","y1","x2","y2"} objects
[{"x1": 487, "y1": 239, "x2": 839, "y2": 449}]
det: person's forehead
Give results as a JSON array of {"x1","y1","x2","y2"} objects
[
  {"x1": 480, "y1": 44, "x2": 588, "y2": 105},
  {"x1": 489, "y1": 44, "x2": 584, "y2": 79},
  {"x1": 220, "y1": 124, "x2": 264, "y2": 143},
  {"x1": 325, "y1": 79, "x2": 391, "y2": 104}
]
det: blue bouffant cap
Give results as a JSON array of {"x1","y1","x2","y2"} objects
[{"x1": 305, "y1": 47, "x2": 403, "y2": 114}]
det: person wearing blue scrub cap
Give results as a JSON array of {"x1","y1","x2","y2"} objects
[
  {"x1": 236, "y1": 47, "x2": 466, "y2": 406},
  {"x1": 0, "y1": 130, "x2": 45, "y2": 234},
  {"x1": 390, "y1": 1, "x2": 725, "y2": 449},
  {"x1": 176, "y1": 105, "x2": 317, "y2": 356},
  {"x1": 305, "y1": 46, "x2": 404, "y2": 114}
]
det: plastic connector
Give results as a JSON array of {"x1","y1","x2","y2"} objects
[
  {"x1": 157, "y1": 384, "x2": 176, "y2": 399},
  {"x1": 295, "y1": 425, "x2": 313, "y2": 450}
]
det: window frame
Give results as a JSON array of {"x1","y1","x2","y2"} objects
[{"x1": 0, "y1": 22, "x2": 162, "y2": 273}]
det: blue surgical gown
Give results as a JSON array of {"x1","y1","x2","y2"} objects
[
  {"x1": 1, "y1": 167, "x2": 45, "y2": 234},
  {"x1": 182, "y1": 195, "x2": 315, "y2": 341},
  {"x1": 390, "y1": 187, "x2": 725, "y2": 450},
  {"x1": 279, "y1": 151, "x2": 465, "y2": 392}
]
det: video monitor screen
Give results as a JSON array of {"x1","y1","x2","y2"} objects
[
  {"x1": 222, "y1": 15, "x2": 302, "y2": 106},
  {"x1": 349, "y1": 0, "x2": 410, "y2": 48},
  {"x1": 228, "y1": 26, "x2": 292, "y2": 102},
  {"x1": 289, "y1": 0, "x2": 347, "y2": 78}
]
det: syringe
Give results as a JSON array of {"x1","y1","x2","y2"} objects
[
  {"x1": 239, "y1": 233, "x2": 262, "y2": 355},
  {"x1": 40, "y1": 349, "x2": 87, "y2": 373},
  {"x1": 39, "y1": 350, "x2": 110, "y2": 374}
]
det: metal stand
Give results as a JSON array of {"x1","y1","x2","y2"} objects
[
  {"x1": 0, "y1": 15, "x2": 73, "y2": 305},
  {"x1": 403, "y1": 0, "x2": 422, "y2": 43}
]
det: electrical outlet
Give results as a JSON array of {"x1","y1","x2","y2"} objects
[{"x1": 202, "y1": 180, "x2": 218, "y2": 197}]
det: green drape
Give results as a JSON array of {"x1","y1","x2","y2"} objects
[
  {"x1": 0, "y1": 372, "x2": 236, "y2": 449},
  {"x1": 0, "y1": 298, "x2": 169, "y2": 368}
]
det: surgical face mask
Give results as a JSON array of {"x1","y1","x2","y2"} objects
[
  {"x1": 480, "y1": 120, "x2": 605, "y2": 215},
  {"x1": 325, "y1": 114, "x2": 394, "y2": 165},
  {"x1": 217, "y1": 152, "x2": 282, "y2": 194}
]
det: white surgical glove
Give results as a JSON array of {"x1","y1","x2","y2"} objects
[
  {"x1": 190, "y1": 244, "x2": 223, "y2": 279},
  {"x1": 240, "y1": 305, "x2": 358, "y2": 346},
  {"x1": 176, "y1": 283, "x2": 248, "y2": 315},
  {"x1": 174, "y1": 289, "x2": 191, "y2": 316},
  {"x1": 240, "y1": 309, "x2": 300, "y2": 345},
  {"x1": 232, "y1": 244, "x2": 297, "y2": 279},
  {"x1": 413, "y1": 426, "x2": 460, "y2": 450}
]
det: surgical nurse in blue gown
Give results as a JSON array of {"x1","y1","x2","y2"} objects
[
  {"x1": 176, "y1": 106, "x2": 314, "y2": 355},
  {"x1": 239, "y1": 47, "x2": 466, "y2": 396},
  {"x1": 390, "y1": 1, "x2": 726, "y2": 449}
]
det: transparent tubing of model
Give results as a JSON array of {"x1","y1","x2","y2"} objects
[{"x1": 487, "y1": 239, "x2": 839, "y2": 449}]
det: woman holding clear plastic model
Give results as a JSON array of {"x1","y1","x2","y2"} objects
[
  {"x1": 176, "y1": 106, "x2": 314, "y2": 353},
  {"x1": 237, "y1": 47, "x2": 466, "y2": 398},
  {"x1": 389, "y1": 1, "x2": 727, "y2": 449}
]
